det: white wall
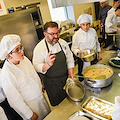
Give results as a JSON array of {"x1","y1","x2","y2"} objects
[{"x1": 73, "y1": 2, "x2": 95, "y2": 23}]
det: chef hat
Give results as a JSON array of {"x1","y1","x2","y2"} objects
[
  {"x1": 99, "y1": 0, "x2": 107, "y2": 2},
  {"x1": 77, "y1": 14, "x2": 93, "y2": 25},
  {"x1": 0, "y1": 34, "x2": 21, "y2": 60}
]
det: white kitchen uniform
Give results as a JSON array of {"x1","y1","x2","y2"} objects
[
  {"x1": 0, "y1": 69, "x2": 8, "y2": 120},
  {"x1": 105, "y1": 12, "x2": 117, "y2": 33},
  {"x1": 71, "y1": 28, "x2": 101, "y2": 71},
  {"x1": 0, "y1": 106, "x2": 8, "y2": 120},
  {"x1": 0, "y1": 86, "x2": 6, "y2": 103},
  {"x1": 0, "y1": 56, "x2": 50, "y2": 120},
  {"x1": 33, "y1": 38, "x2": 74, "y2": 74},
  {"x1": 0, "y1": 69, "x2": 6, "y2": 103},
  {"x1": 107, "y1": 7, "x2": 120, "y2": 25}
]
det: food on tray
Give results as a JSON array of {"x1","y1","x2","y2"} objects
[
  {"x1": 111, "y1": 59, "x2": 120, "y2": 65},
  {"x1": 84, "y1": 68, "x2": 113, "y2": 80},
  {"x1": 70, "y1": 116, "x2": 89, "y2": 120},
  {"x1": 84, "y1": 99, "x2": 114, "y2": 120}
]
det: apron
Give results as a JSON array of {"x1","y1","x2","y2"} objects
[
  {"x1": 41, "y1": 40, "x2": 68, "y2": 106},
  {"x1": 26, "y1": 94, "x2": 50, "y2": 120},
  {"x1": 6, "y1": 59, "x2": 50, "y2": 120}
]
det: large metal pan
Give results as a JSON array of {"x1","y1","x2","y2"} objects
[
  {"x1": 64, "y1": 78, "x2": 85, "y2": 102},
  {"x1": 83, "y1": 64, "x2": 113, "y2": 88}
]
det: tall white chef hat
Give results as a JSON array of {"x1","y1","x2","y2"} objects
[
  {"x1": 0, "y1": 34, "x2": 21, "y2": 60},
  {"x1": 77, "y1": 14, "x2": 93, "y2": 25},
  {"x1": 99, "y1": 0, "x2": 107, "y2": 2}
]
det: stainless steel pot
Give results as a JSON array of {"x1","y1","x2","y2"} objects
[
  {"x1": 65, "y1": 78, "x2": 85, "y2": 102},
  {"x1": 79, "y1": 49, "x2": 96, "y2": 62},
  {"x1": 83, "y1": 64, "x2": 113, "y2": 88}
]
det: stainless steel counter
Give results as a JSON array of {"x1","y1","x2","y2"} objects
[{"x1": 44, "y1": 50, "x2": 120, "y2": 120}]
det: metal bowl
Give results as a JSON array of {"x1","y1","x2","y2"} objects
[
  {"x1": 79, "y1": 49, "x2": 96, "y2": 62},
  {"x1": 65, "y1": 78, "x2": 85, "y2": 102}
]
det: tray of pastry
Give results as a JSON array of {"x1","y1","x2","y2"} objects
[
  {"x1": 68, "y1": 111, "x2": 99, "y2": 120},
  {"x1": 82, "y1": 96, "x2": 115, "y2": 120}
]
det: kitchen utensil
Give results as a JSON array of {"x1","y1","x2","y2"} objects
[
  {"x1": 64, "y1": 78, "x2": 85, "y2": 102},
  {"x1": 79, "y1": 49, "x2": 96, "y2": 62},
  {"x1": 83, "y1": 64, "x2": 113, "y2": 88}
]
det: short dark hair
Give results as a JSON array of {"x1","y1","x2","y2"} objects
[
  {"x1": 115, "y1": 5, "x2": 120, "y2": 11},
  {"x1": 44, "y1": 21, "x2": 58, "y2": 32}
]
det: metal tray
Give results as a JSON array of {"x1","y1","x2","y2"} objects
[
  {"x1": 68, "y1": 111, "x2": 99, "y2": 120},
  {"x1": 109, "y1": 57, "x2": 120, "y2": 68},
  {"x1": 82, "y1": 96, "x2": 115, "y2": 120}
]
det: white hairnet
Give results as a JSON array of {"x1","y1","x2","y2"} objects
[
  {"x1": 77, "y1": 14, "x2": 93, "y2": 25},
  {"x1": 0, "y1": 34, "x2": 21, "y2": 60},
  {"x1": 100, "y1": 0, "x2": 107, "y2": 2}
]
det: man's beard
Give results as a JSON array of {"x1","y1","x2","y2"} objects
[{"x1": 48, "y1": 38, "x2": 59, "y2": 45}]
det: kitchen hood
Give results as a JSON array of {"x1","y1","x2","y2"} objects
[{"x1": 51, "y1": 0, "x2": 100, "y2": 8}]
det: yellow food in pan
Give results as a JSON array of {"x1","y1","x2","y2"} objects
[{"x1": 84, "y1": 68, "x2": 113, "y2": 80}]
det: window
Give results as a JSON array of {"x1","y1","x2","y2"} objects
[{"x1": 47, "y1": 0, "x2": 75, "y2": 22}]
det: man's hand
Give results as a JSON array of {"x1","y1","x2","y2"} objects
[
  {"x1": 77, "y1": 51, "x2": 82, "y2": 56},
  {"x1": 98, "y1": 52, "x2": 102, "y2": 61},
  {"x1": 31, "y1": 112, "x2": 38, "y2": 120},
  {"x1": 117, "y1": 28, "x2": 120, "y2": 33},
  {"x1": 47, "y1": 51, "x2": 56, "y2": 66}
]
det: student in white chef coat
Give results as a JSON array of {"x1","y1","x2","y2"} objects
[
  {"x1": 107, "y1": 0, "x2": 120, "y2": 16},
  {"x1": 0, "y1": 34, "x2": 50, "y2": 120},
  {"x1": 105, "y1": 6, "x2": 120, "y2": 47},
  {"x1": 33, "y1": 21, "x2": 74, "y2": 106},
  {"x1": 71, "y1": 14, "x2": 102, "y2": 81}
]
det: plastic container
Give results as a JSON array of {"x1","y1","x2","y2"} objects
[{"x1": 117, "y1": 48, "x2": 120, "y2": 57}]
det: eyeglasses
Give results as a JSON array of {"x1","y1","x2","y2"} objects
[
  {"x1": 46, "y1": 32, "x2": 59, "y2": 37},
  {"x1": 100, "y1": 2, "x2": 105, "y2": 4},
  {"x1": 10, "y1": 46, "x2": 24, "y2": 54}
]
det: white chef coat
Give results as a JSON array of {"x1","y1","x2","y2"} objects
[
  {"x1": 0, "y1": 69, "x2": 6, "y2": 103},
  {"x1": 107, "y1": 7, "x2": 115, "y2": 15},
  {"x1": 107, "y1": 7, "x2": 120, "y2": 25},
  {"x1": 105, "y1": 12, "x2": 117, "y2": 33},
  {"x1": 0, "y1": 106, "x2": 8, "y2": 120},
  {"x1": 0, "y1": 56, "x2": 50, "y2": 120},
  {"x1": 71, "y1": 28, "x2": 101, "y2": 71},
  {"x1": 0, "y1": 86, "x2": 6, "y2": 103},
  {"x1": 72, "y1": 28, "x2": 101, "y2": 55},
  {"x1": 33, "y1": 38, "x2": 74, "y2": 74}
]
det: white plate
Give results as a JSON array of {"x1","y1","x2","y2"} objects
[{"x1": 109, "y1": 57, "x2": 120, "y2": 68}]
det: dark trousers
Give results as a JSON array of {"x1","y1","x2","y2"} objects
[
  {"x1": 106, "y1": 32, "x2": 116, "y2": 47},
  {"x1": 0, "y1": 99, "x2": 23, "y2": 120}
]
